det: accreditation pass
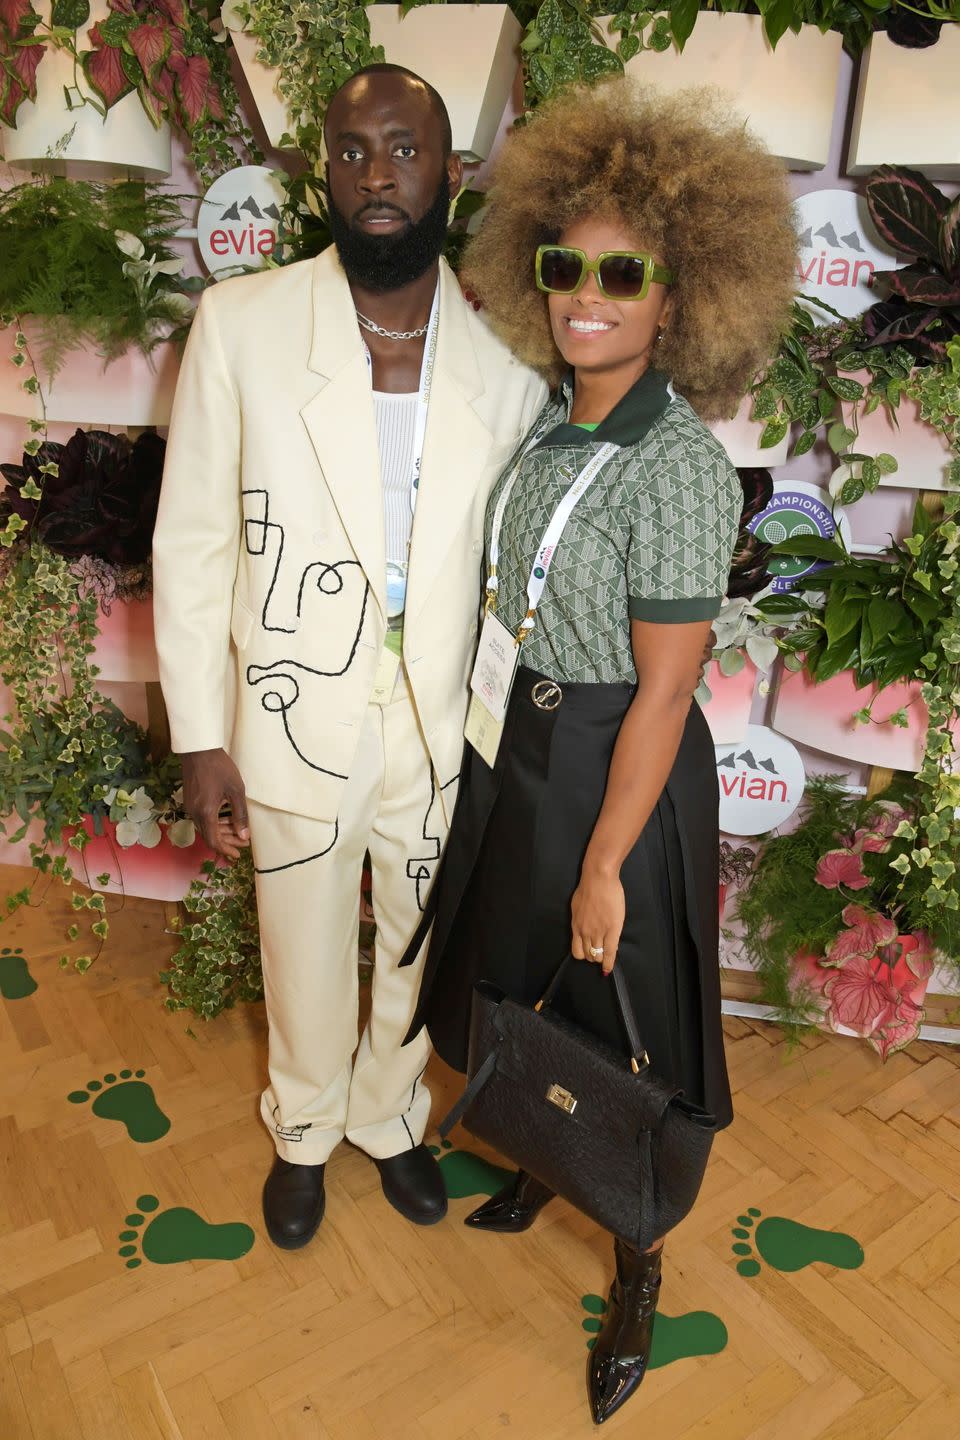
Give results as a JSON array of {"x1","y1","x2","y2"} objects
[{"x1": 464, "y1": 611, "x2": 519, "y2": 767}]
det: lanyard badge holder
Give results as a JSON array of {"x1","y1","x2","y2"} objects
[
  {"x1": 465, "y1": 440, "x2": 619, "y2": 766},
  {"x1": 369, "y1": 287, "x2": 441, "y2": 705}
]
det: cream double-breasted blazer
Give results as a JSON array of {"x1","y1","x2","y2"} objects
[{"x1": 153, "y1": 247, "x2": 547, "y2": 824}]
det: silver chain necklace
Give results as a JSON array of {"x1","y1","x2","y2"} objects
[{"x1": 355, "y1": 310, "x2": 429, "y2": 341}]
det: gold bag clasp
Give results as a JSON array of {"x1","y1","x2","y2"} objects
[{"x1": 546, "y1": 1083, "x2": 577, "y2": 1115}]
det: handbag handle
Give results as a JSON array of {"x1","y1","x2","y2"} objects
[{"x1": 534, "y1": 955, "x2": 649, "y2": 1075}]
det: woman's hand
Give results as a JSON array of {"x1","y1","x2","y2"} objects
[{"x1": 571, "y1": 863, "x2": 625, "y2": 976}]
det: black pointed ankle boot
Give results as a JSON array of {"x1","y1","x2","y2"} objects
[
  {"x1": 463, "y1": 1169, "x2": 555, "y2": 1233},
  {"x1": 587, "y1": 1238, "x2": 663, "y2": 1424}
]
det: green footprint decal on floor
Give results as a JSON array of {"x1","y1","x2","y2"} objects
[
  {"x1": 68, "y1": 1071, "x2": 170, "y2": 1143},
  {"x1": 731, "y1": 1207, "x2": 865, "y2": 1277},
  {"x1": 581, "y1": 1296, "x2": 728, "y2": 1368},
  {"x1": 0, "y1": 946, "x2": 37, "y2": 1000},
  {"x1": 118, "y1": 1194, "x2": 255, "y2": 1269},
  {"x1": 428, "y1": 1138, "x2": 514, "y2": 1199}
]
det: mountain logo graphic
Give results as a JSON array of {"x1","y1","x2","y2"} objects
[
  {"x1": 208, "y1": 192, "x2": 279, "y2": 263},
  {"x1": 716, "y1": 744, "x2": 785, "y2": 803},
  {"x1": 715, "y1": 725, "x2": 805, "y2": 837}
]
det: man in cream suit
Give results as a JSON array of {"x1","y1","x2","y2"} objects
[{"x1": 153, "y1": 65, "x2": 546, "y2": 1247}]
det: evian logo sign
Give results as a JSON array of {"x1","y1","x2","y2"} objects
[
  {"x1": 716, "y1": 725, "x2": 805, "y2": 836},
  {"x1": 198, "y1": 166, "x2": 286, "y2": 280},
  {"x1": 794, "y1": 189, "x2": 901, "y2": 319}
]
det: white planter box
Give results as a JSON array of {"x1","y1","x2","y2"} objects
[
  {"x1": 0, "y1": 325, "x2": 180, "y2": 427},
  {"x1": 599, "y1": 13, "x2": 842, "y2": 171},
  {"x1": 0, "y1": 2, "x2": 171, "y2": 179},
  {"x1": 848, "y1": 31, "x2": 960, "y2": 180},
  {"x1": 708, "y1": 393, "x2": 789, "y2": 468},
  {"x1": 227, "y1": 3, "x2": 521, "y2": 162}
]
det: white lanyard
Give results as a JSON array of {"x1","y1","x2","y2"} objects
[
  {"x1": 363, "y1": 284, "x2": 440, "y2": 517},
  {"x1": 486, "y1": 439, "x2": 619, "y2": 641}
]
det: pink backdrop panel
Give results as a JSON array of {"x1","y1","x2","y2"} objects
[
  {"x1": 771, "y1": 667, "x2": 930, "y2": 771},
  {"x1": 92, "y1": 598, "x2": 159, "y2": 683},
  {"x1": 700, "y1": 659, "x2": 758, "y2": 745}
]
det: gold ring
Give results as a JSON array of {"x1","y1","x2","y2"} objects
[{"x1": 531, "y1": 679, "x2": 562, "y2": 711}]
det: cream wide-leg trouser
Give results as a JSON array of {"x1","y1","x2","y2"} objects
[{"x1": 248, "y1": 669, "x2": 450, "y2": 1164}]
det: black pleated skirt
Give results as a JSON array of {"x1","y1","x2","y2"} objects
[{"x1": 406, "y1": 666, "x2": 733, "y2": 1130}]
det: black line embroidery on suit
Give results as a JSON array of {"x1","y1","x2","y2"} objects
[
  {"x1": 254, "y1": 821, "x2": 340, "y2": 874},
  {"x1": 246, "y1": 670, "x2": 348, "y2": 779},
  {"x1": 242, "y1": 488, "x2": 295, "y2": 634},
  {"x1": 242, "y1": 489, "x2": 369, "y2": 648},
  {"x1": 406, "y1": 770, "x2": 444, "y2": 912},
  {"x1": 245, "y1": 581, "x2": 369, "y2": 776}
]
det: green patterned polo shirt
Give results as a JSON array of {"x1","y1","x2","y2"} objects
[{"x1": 485, "y1": 368, "x2": 741, "y2": 685}]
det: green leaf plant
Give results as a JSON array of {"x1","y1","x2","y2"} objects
[
  {"x1": 0, "y1": 176, "x2": 197, "y2": 378},
  {"x1": 0, "y1": 333, "x2": 193, "y2": 972},
  {"x1": 0, "y1": 0, "x2": 261, "y2": 185},
  {"x1": 759, "y1": 496, "x2": 960, "y2": 951}
]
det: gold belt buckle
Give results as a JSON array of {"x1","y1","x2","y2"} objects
[{"x1": 531, "y1": 679, "x2": 562, "y2": 711}]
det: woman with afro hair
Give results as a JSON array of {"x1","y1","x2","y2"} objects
[{"x1": 402, "y1": 77, "x2": 796, "y2": 1422}]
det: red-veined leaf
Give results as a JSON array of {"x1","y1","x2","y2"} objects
[
  {"x1": 128, "y1": 21, "x2": 169, "y2": 76},
  {"x1": 0, "y1": 0, "x2": 35, "y2": 37},
  {"x1": 0, "y1": 72, "x2": 26, "y2": 124},
  {"x1": 82, "y1": 37, "x2": 134, "y2": 106},
  {"x1": 9, "y1": 36, "x2": 42, "y2": 96},
  {"x1": 168, "y1": 50, "x2": 212, "y2": 126},
  {"x1": 137, "y1": 78, "x2": 165, "y2": 126},
  {"x1": 155, "y1": 0, "x2": 184, "y2": 27},
  {"x1": 941, "y1": 195, "x2": 960, "y2": 279},
  {"x1": 866, "y1": 164, "x2": 946, "y2": 262},
  {"x1": 886, "y1": 269, "x2": 960, "y2": 307}
]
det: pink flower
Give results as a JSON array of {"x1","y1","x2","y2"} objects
[
  {"x1": 815, "y1": 848, "x2": 869, "y2": 891},
  {"x1": 823, "y1": 956, "x2": 891, "y2": 1034},
  {"x1": 826, "y1": 903, "x2": 898, "y2": 964},
  {"x1": 821, "y1": 930, "x2": 934, "y2": 1060},
  {"x1": 870, "y1": 800, "x2": 911, "y2": 838}
]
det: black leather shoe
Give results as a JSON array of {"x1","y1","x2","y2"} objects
[
  {"x1": 464, "y1": 1170, "x2": 555, "y2": 1233},
  {"x1": 588, "y1": 1239, "x2": 663, "y2": 1425},
  {"x1": 262, "y1": 1155, "x2": 326, "y2": 1249},
  {"x1": 374, "y1": 1144, "x2": 448, "y2": 1225}
]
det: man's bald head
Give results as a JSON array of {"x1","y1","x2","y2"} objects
[{"x1": 324, "y1": 64, "x2": 453, "y2": 157}]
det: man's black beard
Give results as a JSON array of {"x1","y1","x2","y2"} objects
[{"x1": 328, "y1": 173, "x2": 450, "y2": 293}]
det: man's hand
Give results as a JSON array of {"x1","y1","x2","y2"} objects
[
  {"x1": 699, "y1": 627, "x2": 717, "y2": 685},
  {"x1": 181, "y1": 749, "x2": 250, "y2": 860}
]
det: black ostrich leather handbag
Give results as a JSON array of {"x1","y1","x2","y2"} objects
[{"x1": 439, "y1": 956, "x2": 717, "y2": 1251}]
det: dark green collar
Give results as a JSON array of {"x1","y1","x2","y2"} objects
[{"x1": 537, "y1": 367, "x2": 673, "y2": 450}]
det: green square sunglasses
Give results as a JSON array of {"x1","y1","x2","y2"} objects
[{"x1": 535, "y1": 244, "x2": 675, "y2": 302}]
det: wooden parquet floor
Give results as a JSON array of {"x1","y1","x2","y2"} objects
[{"x1": 2, "y1": 865, "x2": 960, "y2": 1440}]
